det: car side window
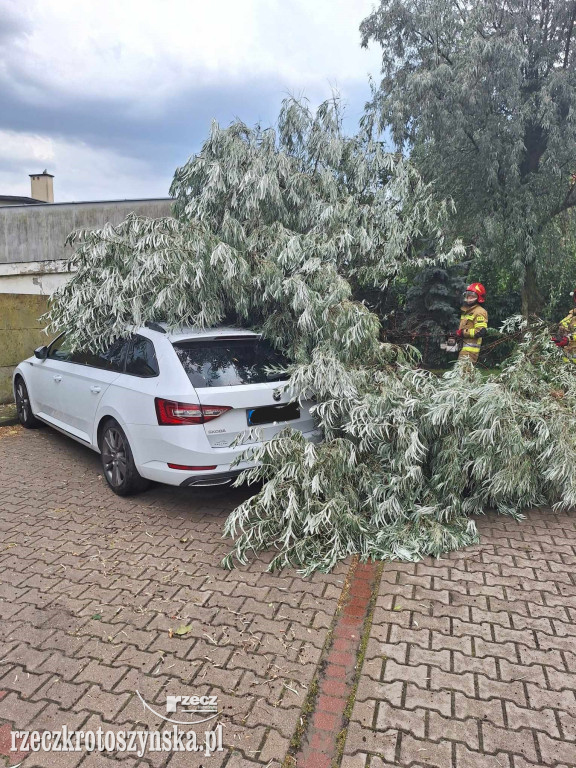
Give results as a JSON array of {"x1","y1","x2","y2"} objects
[
  {"x1": 125, "y1": 336, "x2": 159, "y2": 378},
  {"x1": 48, "y1": 334, "x2": 129, "y2": 372},
  {"x1": 84, "y1": 338, "x2": 130, "y2": 372},
  {"x1": 47, "y1": 333, "x2": 73, "y2": 361}
]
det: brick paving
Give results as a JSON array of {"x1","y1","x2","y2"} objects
[
  {"x1": 1, "y1": 424, "x2": 576, "y2": 768},
  {"x1": 0, "y1": 425, "x2": 348, "y2": 768},
  {"x1": 296, "y1": 562, "x2": 381, "y2": 768},
  {"x1": 340, "y1": 510, "x2": 576, "y2": 768}
]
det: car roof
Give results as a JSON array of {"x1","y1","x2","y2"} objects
[{"x1": 137, "y1": 324, "x2": 260, "y2": 343}]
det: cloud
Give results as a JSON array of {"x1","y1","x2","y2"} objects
[
  {"x1": 0, "y1": 0, "x2": 381, "y2": 201},
  {"x1": 0, "y1": 129, "x2": 173, "y2": 201},
  {"x1": 1, "y1": 0, "x2": 380, "y2": 104},
  {"x1": 0, "y1": 2, "x2": 31, "y2": 45}
]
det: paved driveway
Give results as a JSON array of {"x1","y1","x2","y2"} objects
[
  {"x1": 0, "y1": 424, "x2": 575, "y2": 768},
  {"x1": 0, "y1": 425, "x2": 348, "y2": 767},
  {"x1": 341, "y1": 509, "x2": 576, "y2": 768}
]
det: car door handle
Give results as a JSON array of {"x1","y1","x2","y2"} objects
[
  {"x1": 53, "y1": 375, "x2": 62, "y2": 382},
  {"x1": 90, "y1": 385, "x2": 101, "y2": 394}
]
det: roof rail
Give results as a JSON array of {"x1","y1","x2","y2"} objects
[{"x1": 145, "y1": 321, "x2": 167, "y2": 333}]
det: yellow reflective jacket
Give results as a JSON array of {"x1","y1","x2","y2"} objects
[
  {"x1": 458, "y1": 304, "x2": 488, "y2": 358},
  {"x1": 558, "y1": 308, "x2": 576, "y2": 360}
]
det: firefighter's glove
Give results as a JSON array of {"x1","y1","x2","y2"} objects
[
  {"x1": 555, "y1": 336, "x2": 570, "y2": 348},
  {"x1": 455, "y1": 329, "x2": 464, "y2": 339}
]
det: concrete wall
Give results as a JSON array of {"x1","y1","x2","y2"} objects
[
  {"x1": 0, "y1": 198, "x2": 174, "y2": 295},
  {"x1": 0, "y1": 198, "x2": 173, "y2": 266},
  {"x1": 0, "y1": 198, "x2": 175, "y2": 399},
  {"x1": 0, "y1": 294, "x2": 49, "y2": 403},
  {"x1": 0, "y1": 259, "x2": 72, "y2": 295}
]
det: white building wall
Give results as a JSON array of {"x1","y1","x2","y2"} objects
[
  {"x1": 0, "y1": 198, "x2": 173, "y2": 295},
  {"x1": 0, "y1": 260, "x2": 72, "y2": 295}
]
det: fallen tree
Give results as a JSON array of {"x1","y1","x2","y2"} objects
[
  {"x1": 48, "y1": 97, "x2": 461, "y2": 355},
  {"x1": 224, "y1": 322, "x2": 576, "y2": 574},
  {"x1": 46, "y1": 97, "x2": 576, "y2": 574}
]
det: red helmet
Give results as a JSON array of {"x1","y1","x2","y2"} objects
[{"x1": 466, "y1": 282, "x2": 486, "y2": 303}]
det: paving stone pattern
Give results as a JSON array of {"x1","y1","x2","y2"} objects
[
  {"x1": 1, "y1": 425, "x2": 576, "y2": 768},
  {"x1": 0, "y1": 426, "x2": 348, "y2": 768},
  {"x1": 341, "y1": 510, "x2": 576, "y2": 768},
  {"x1": 297, "y1": 562, "x2": 381, "y2": 768}
]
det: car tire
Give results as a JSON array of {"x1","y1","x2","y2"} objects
[
  {"x1": 14, "y1": 377, "x2": 42, "y2": 429},
  {"x1": 99, "y1": 418, "x2": 150, "y2": 496}
]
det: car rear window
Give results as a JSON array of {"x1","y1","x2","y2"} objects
[{"x1": 173, "y1": 337, "x2": 290, "y2": 388}]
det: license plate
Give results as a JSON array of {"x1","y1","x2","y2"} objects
[{"x1": 247, "y1": 403, "x2": 300, "y2": 426}]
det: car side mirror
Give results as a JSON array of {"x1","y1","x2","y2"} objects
[{"x1": 34, "y1": 345, "x2": 48, "y2": 360}]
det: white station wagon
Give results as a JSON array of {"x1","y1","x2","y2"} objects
[{"x1": 13, "y1": 324, "x2": 320, "y2": 495}]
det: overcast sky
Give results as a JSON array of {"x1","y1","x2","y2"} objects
[{"x1": 0, "y1": 0, "x2": 381, "y2": 202}]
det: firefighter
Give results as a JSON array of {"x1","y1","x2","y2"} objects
[
  {"x1": 554, "y1": 291, "x2": 576, "y2": 363},
  {"x1": 455, "y1": 283, "x2": 488, "y2": 363}
]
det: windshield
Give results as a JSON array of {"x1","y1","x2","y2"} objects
[{"x1": 173, "y1": 337, "x2": 291, "y2": 388}]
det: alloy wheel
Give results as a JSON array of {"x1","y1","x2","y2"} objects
[
  {"x1": 16, "y1": 381, "x2": 30, "y2": 423},
  {"x1": 102, "y1": 427, "x2": 128, "y2": 488}
]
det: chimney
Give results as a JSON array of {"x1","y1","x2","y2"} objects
[{"x1": 29, "y1": 170, "x2": 54, "y2": 203}]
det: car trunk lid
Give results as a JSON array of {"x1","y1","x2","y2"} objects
[
  {"x1": 196, "y1": 382, "x2": 314, "y2": 448},
  {"x1": 171, "y1": 335, "x2": 316, "y2": 448}
]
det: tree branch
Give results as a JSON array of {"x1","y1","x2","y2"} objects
[
  {"x1": 563, "y1": 3, "x2": 576, "y2": 69},
  {"x1": 414, "y1": 29, "x2": 454, "y2": 65},
  {"x1": 463, "y1": 128, "x2": 480, "y2": 154},
  {"x1": 453, "y1": 0, "x2": 468, "y2": 24},
  {"x1": 539, "y1": 180, "x2": 576, "y2": 231}
]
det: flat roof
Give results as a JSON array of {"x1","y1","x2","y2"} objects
[
  {"x1": 0, "y1": 195, "x2": 44, "y2": 205},
  {"x1": 0, "y1": 197, "x2": 173, "y2": 210}
]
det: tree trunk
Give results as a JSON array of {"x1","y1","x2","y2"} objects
[{"x1": 521, "y1": 262, "x2": 542, "y2": 319}]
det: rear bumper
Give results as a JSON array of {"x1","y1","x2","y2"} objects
[
  {"x1": 135, "y1": 458, "x2": 257, "y2": 486},
  {"x1": 127, "y1": 423, "x2": 322, "y2": 487},
  {"x1": 179, "y1": 469, "x2": 244, "y2": 487}
]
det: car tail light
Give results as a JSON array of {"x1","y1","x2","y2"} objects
[
  {"x1": 155, "y1": 398, "x2": 231, "y2": 425},
  {"x1": 168, "y1": 464, "x2": 217, "y2": 470},
  {"x1": 201, "y1": 404, "x2": 232, "y2": 421}
]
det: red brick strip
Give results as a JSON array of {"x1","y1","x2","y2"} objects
[
  {"x1": 0, "y1": 720, "x2": 29, "y2": 767},
  {"x1": 296, "y1": 560, "x2": 381, "y2": 768}
]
